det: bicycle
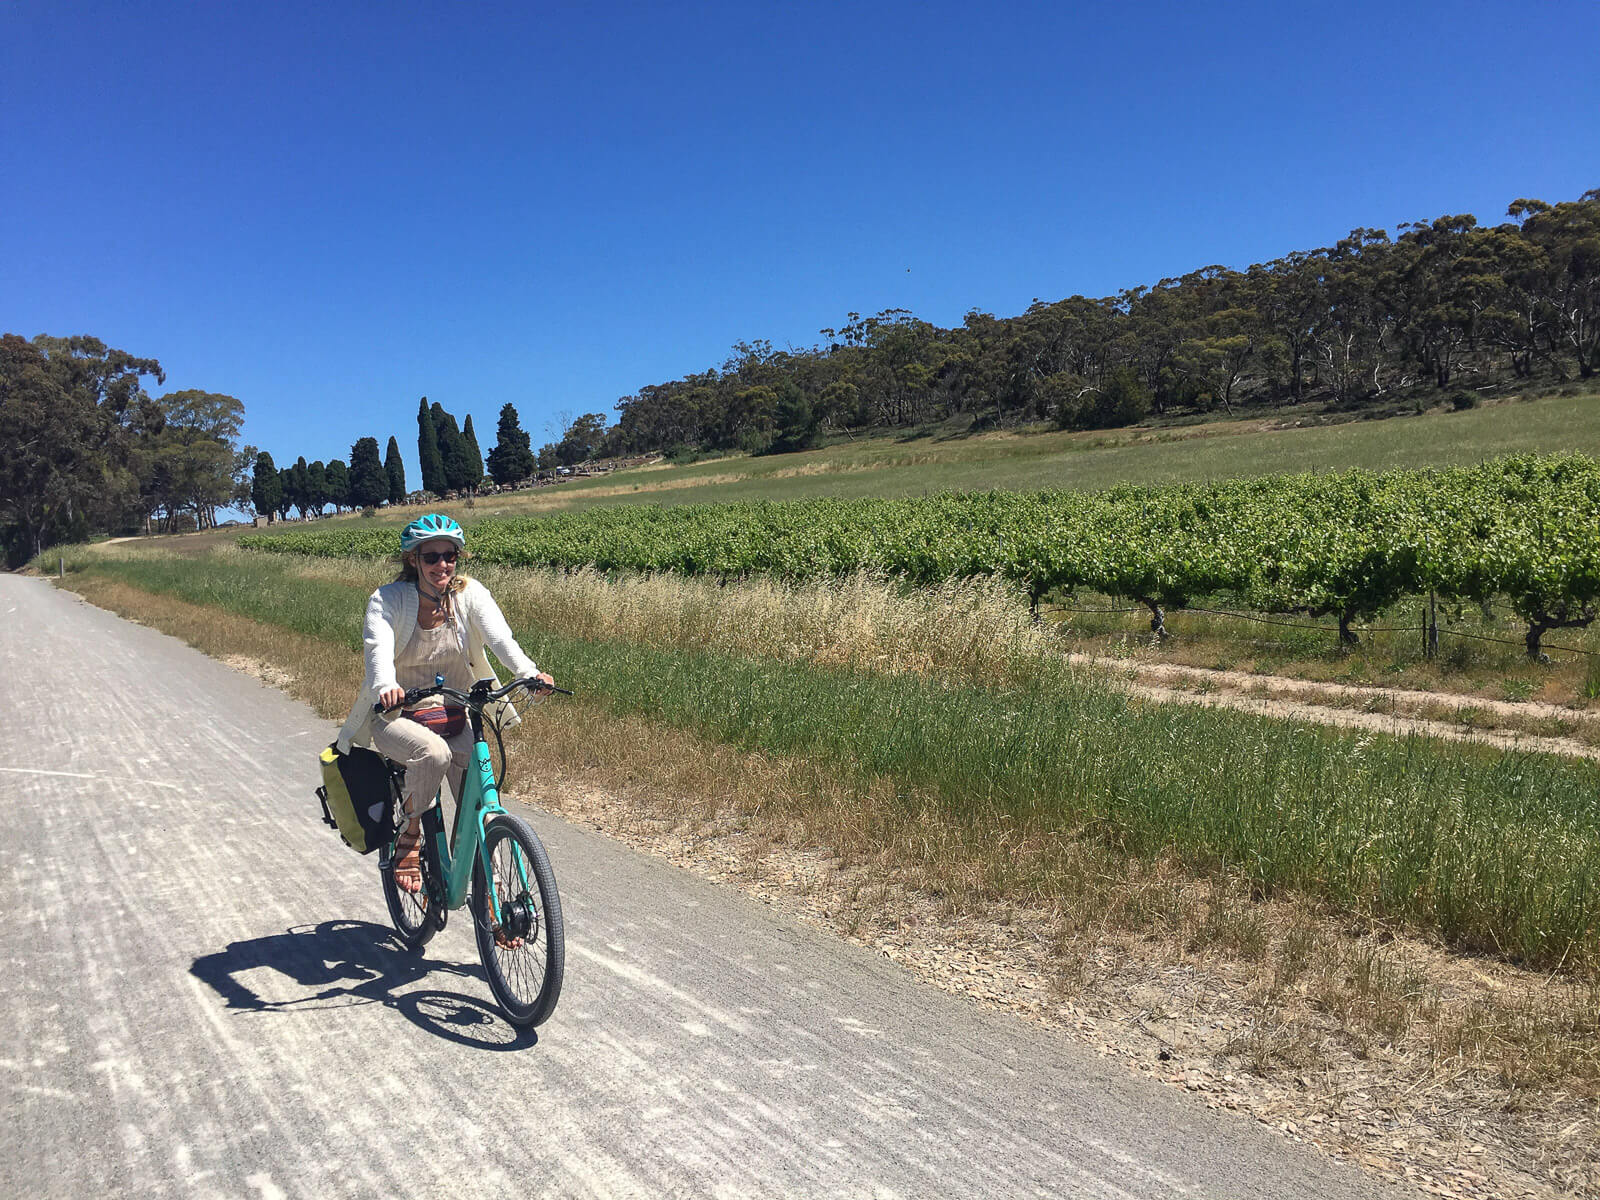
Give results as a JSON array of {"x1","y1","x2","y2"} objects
[{"x1": 374, "y1": 676, "x2": 569, "y2": 1028}]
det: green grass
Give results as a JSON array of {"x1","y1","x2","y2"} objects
[{"x1": 66, "y1": 548, "x2": 1600, "y2": 970}]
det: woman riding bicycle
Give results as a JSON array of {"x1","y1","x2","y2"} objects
[{"x1": 334, "y1": 513, "x2": 553, "y2": 893}]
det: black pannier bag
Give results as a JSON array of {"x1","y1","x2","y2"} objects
[{"x1": 317, "y1": 743, "x2": 395, "y2": 854}]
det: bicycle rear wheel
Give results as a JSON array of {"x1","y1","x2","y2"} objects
[
  {"x1": 472, "y1": 814, "x2": 564, "y2": 1027},
  {"x1": 382, "y1": 808, "x2": 441, "y2": 951}
]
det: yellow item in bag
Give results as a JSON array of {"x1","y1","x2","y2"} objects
[{"x1": 317, "y1": 743, "x2": 395, "y2": 854}]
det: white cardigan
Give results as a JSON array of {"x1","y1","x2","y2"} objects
[{"x1": 336, "y1": 577, "x2": 540, "y2": 752}]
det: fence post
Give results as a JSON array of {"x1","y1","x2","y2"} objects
[
  {"x1": 58, "y1": 555, "x2": 64, "y2": 579},
  {"x1": 1422, "y1": 531, "x2": 1438, "y2": 659}
]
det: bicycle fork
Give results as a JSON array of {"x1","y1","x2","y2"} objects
[{"x1": 420, "y1": 806, "x2": 449, "y2": 931}]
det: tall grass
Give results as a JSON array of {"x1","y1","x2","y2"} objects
[{"x1": 70, "y1": 548, "x2": 1600, "y2": 968}]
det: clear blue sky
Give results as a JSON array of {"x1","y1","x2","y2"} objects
[{"x1": 4, "y1": 1, "x2": 1597, "y2": 491}]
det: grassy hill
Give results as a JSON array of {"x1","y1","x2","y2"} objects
[{"x1": 468, "y1": 389, "x2": 1600, "y2": 518}]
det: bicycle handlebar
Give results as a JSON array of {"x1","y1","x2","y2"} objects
[{"x1": 373, "y1": 676, "x2": 572, "y2": 716}]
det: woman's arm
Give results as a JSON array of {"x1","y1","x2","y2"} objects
[
  {"x1": 363, "y1": 587, "x2": 400, "y2": 696},
  {"x1": 465, "y1": 579, "x2": 544, "y2": 682}
]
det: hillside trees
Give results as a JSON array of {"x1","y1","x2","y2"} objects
[
  {"x1": 592, "y1": 188, "x2": 1600, "y2": 459},
  {"x1": 554, "y1": 412, "x2": 608, "y2": 465},
  {"x1": 1512, "y1": 192, "x2": 1600, "y2": 378}
]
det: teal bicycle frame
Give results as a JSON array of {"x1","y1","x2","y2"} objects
[
  {"x1": 407, "y1": 683, "x2": 537, "y2": 928},
  {"x1": 428, "y1": 726, "x2": 508, "y2": 912}
]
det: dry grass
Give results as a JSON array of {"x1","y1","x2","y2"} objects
[
  {"x1": 63, "y1": 571, "x2": 1600, "y2": 1195},
  {"x1": 275, "y1": 550, "x2": 1065, "y2": 691},
  {"x1": 264, "y1": 548, "x2": 1600, "y2": 760}
]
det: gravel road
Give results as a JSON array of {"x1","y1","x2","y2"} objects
[{"x1": 0, "y1": 574, "x2": 1410, "y2": 1199}]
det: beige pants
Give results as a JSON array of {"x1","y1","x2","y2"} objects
[{"x1": 370, "y1": 714, "x2": 475, "y2": 820}]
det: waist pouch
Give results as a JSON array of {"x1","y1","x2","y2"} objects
[
  {"x1": 405, "y1": 704, "x2": 467, "y2": 739},
  {"x1": 317, "y1": 744, "x2": 395, "y2": 855}
]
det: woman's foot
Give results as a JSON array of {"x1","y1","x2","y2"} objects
[{"x1": 393, "y1": 818, "x2": 423, "y2": 894}]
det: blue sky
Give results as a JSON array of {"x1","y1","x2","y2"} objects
[{"x1": 4, "y1": 1, "x2": 1597, "y2": 490}]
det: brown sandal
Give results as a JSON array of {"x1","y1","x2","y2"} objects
[{"x1": 393, "y1": 818, "x2": 423, "y2": 894}]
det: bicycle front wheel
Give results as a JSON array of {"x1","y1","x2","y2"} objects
[{"x1": 472, "y1": 814, "x2": 564, "y2": 1027}]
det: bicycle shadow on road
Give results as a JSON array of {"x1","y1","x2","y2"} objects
[{"x1": 189, "y1": 919, "x2": 538, "y2": 1051}]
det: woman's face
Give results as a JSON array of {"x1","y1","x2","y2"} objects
[{"x1": 412, "y1": 537, "x2": 460, "y2": 591}]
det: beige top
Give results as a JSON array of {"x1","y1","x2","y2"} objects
[{"x1": 394, "y1": 621, "x2": 477, "y2": 706}]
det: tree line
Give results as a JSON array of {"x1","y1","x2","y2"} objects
[
  {"x1": 248, "y1": 398, "x2": 546, "y2": 523},
  {"x1": 0, "y1": 330, "x2": 553, "y2": 562},
  {"x1": 588, "y1": 188, "x2": 1600, "y2": 459},
  {"x1": 0, "y1": 334, "x2": 259, "y2": 565}
]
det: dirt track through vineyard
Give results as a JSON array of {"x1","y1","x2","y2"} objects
[{"x1": 1076, "y1": 654, "x2": 1600, "y2": 760}]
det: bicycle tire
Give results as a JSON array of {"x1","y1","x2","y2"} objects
[
  {"x1": 382, "y1": 809, "x2": 440, "y2": 951},
  {"x1": 472, "y1": 814, "x2": 564, "y2": 1027}
]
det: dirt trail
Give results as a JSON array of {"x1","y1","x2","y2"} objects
[{"x1": 1073, "y1": 653, "x2": 1600, "y2": 760}]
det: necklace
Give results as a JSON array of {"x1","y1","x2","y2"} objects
[{"x1": 417, "y1": 582, "x2": 452, "y2": 625}]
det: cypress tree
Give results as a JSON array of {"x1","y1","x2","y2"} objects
[
  {"x1": 487, "y1": 402, "x2": 535, "y2": 484},
  {"x1": 276, "y1": 467, "x2": 295, "y2": 521},
  {"x1": 384, "y1": 436, "x2": 407, "y2": 505},
  {"x1": 324, "y1": 459, "x2": 350, "y2": 513},
  {"x1": 436, "y1": 408, "x2": 472, "y2": 493},
  {"x1": 348, "y1": 437, "x2": 388, "y2": 508},
  {"x1": 250, "y1": 451, "x2": 281, "y2": 522},
  {"x1": 290, "y1": 456, "x2": 310, "y2": 518},
  {"x1": 305, "y1": 460, "x2": 328, "y2": 515},
  {"x1": 462, "y1": 414, "x2": 485, "y2": 491},
  {"x1": 417, "y1": 396, "x2": 445, "y2": 496}
]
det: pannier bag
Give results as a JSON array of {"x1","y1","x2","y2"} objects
[{"x1": 317, "y1": 743, "x2": 395, "y2": 854}]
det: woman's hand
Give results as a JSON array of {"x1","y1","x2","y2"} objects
[
  {"x1": 378, "y1": 685, "x2": 405, "y2": 711},
  {"x1": 527, "y1": 672, "x2": 556, "y2": 694}
]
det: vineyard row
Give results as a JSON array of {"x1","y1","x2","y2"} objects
[{"x1": 239, "y1": 454, "x2": 1600, "y2": 659}]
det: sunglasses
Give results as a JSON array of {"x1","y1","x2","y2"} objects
[{"x1": 418, "y1": 550, "x2": 459, "y2": 565}]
